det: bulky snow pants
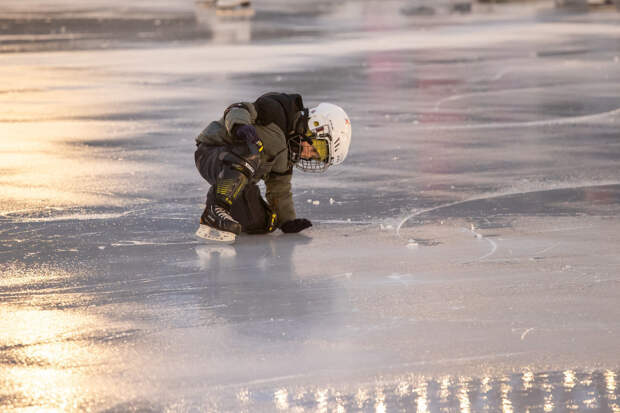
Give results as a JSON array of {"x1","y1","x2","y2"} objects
[{"x1": 194, "y1": 143, "x2": 275, "y2": 234}]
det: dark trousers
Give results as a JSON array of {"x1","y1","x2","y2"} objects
[{"x1": 195, "y1": 143, "x2": 273, "y2": 234}]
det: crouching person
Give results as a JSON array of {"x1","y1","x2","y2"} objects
[{"x1": 194, "y1": 92, "x2": 351, "y2": 242}]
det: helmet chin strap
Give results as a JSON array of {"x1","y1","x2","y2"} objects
[
  {"x1": 287, "y1": 109, "x2": 315, "y2": 163},
  {"x1": 291, "y1": 108, "x2": 311, "y2": 140}
]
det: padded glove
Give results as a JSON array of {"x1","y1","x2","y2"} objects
[
  {"x1": 233, "y1": 124, "x2": 263, "y2": 155},
  {"x1": 233, "y1": 124, "x2": 259, "y2": 144},
  {"x1": 280, "y1": 218, "x2": 312, "y2": 233}
]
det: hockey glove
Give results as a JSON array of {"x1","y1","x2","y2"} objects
[
  {"x1": 280, "y1": 218, "x2": 312, "y2": 233},
  {"x1": 233, "y1": 124, "x2": 263, "y2": 154}
]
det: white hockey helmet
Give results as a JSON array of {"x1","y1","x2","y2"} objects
[{"x1": 295, "y1": 102, "x2": 352, "y2": 173}]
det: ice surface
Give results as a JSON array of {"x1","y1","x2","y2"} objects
[{"x1": 1, "y1": 0, "x2": 620, "y2": 411}]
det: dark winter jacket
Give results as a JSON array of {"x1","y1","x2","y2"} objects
[{"x1": 195, "y1": 92, "x2": 306, "y2": 224}]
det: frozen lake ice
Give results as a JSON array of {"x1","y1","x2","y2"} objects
[{"x1": 1, "y1": 0, "x2": 620, "y2": 411}]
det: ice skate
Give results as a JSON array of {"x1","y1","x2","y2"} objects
[
  {"x1": 195, "y1": 203, "x2": 241, "y2": 243},
  {"x1": 215, "y1": 0, "x2": 255, "y2": 18}
]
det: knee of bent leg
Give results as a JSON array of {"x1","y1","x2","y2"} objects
[{"x1": 218, "y1": 151, "x2": 261, "y2": 179}]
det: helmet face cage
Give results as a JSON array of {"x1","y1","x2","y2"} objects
[{"x1": 293, "y1": 124, "x2": 332, "y2": 173}]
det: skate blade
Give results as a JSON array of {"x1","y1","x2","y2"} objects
[{"x1": 195, "y1": 224, "x2": 237, "y2": 243}]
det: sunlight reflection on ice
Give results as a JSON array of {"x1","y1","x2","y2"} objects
[
  {"x1": 241, "y1": 369, "x2": 620, "y2": 412},
  {"x1": 0, "y1": 297, "x2": 144, "y2": 411},
  {"x1": 0, "y1": 307, "x2": 99, "y2": 410}
]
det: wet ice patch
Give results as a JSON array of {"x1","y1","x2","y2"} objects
[
  {"x1": 16, "y1": 212, "x2": 129, "y2": 222},
  {"x1": 388, "y1": 273, "x2": 412, "y2": 279},
  {"x1": 2, "y1": 208, "x2": 141, "y2": 223},
  {"x1": 380, "y1": 218, "x2": 401, "y2": 231},
  {"x1": 111, "y1": 240, "x2": 198, "y2": 247},
  {"x1": 0, "y1": 262, "x2": 79, "y2": 288},
  {"x1": 387, "y1": 273, "x2": 415, "y2": 285}
]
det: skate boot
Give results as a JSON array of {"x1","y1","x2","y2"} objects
[
  {"x1": 196, "y1": 202, "x2": 241, "y2": 243},
  {"x1": 195, "y1": 149, "x2": 260, "y2": 243}
]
